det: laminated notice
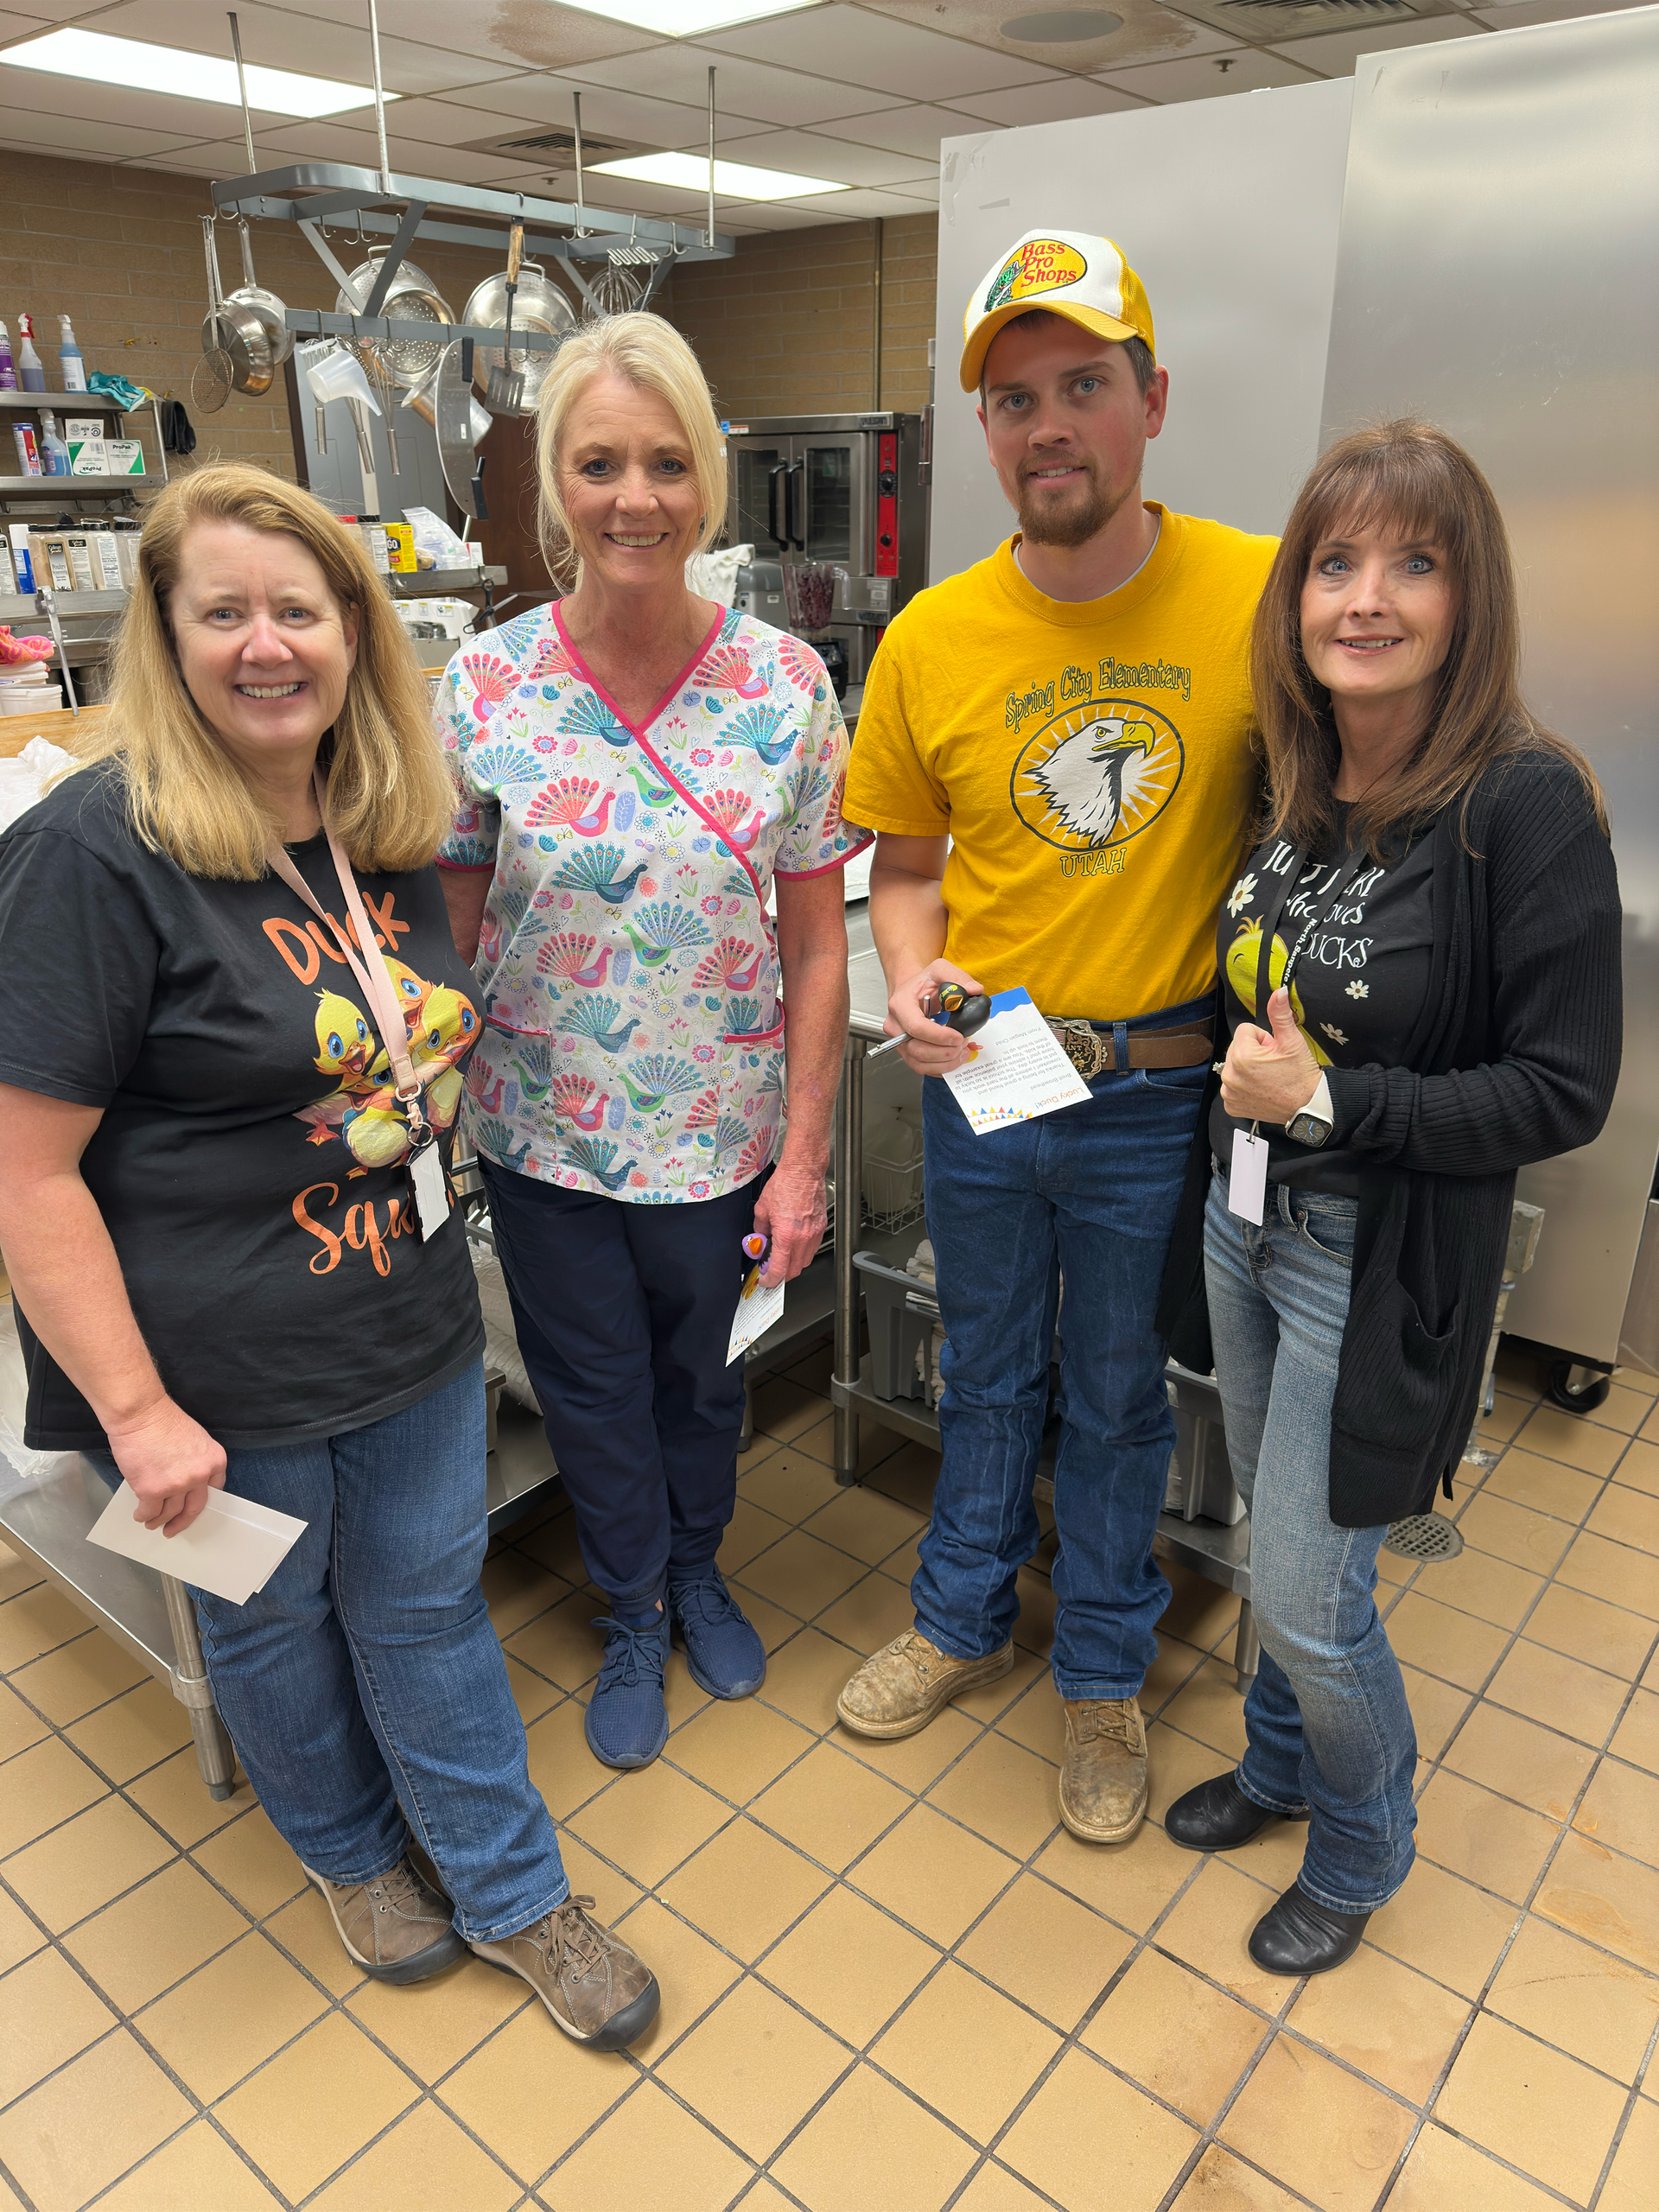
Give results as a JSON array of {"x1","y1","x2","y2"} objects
[{"x1": 941, "y1": 987, "x2": 1091, "y2": 1135}]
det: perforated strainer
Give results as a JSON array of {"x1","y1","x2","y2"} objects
[{"x1": 334, "y1": 252, "x2": 454, "y2": 389}]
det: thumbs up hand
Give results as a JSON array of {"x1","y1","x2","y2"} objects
[{"x1": 1221, "y1": 987, "x2": 1323, "y2": 1125}]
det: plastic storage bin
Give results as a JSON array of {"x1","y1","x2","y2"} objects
[
  {"x1": 855, "y1": 1249, "x2": 938, "y2": 1402},
  {"x1": 1163, "y1": 1362, "x2": 1245, "y2": 1524}
]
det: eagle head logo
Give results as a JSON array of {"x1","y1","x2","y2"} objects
[{"x1": 1025, "y1": 717, "x2": 1155, "y2": 847}]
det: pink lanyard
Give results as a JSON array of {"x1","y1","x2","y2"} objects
[{"x1": 265, "y1": 770, "x2": 428, "y2": 1140}]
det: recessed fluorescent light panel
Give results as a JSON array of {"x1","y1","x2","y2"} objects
[
  {"x1": 592, "y1": 151, "x2": 848, "y2": 200},
  {"x1": 567, "y1": 0, "x2": 817, "y2": 35},
  {"x1": 1, "y1": 29, "x2": 391, "y2": 119}
]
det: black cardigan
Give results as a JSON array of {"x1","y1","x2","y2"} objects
[{"x1": 1155, "y1": 751, "x2": 1623, "y2": 1528}]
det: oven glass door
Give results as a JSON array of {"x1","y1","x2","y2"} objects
[
  {"x1": 730, "y1": 439, "x2": 795, "y2": 553},
  {"x1": 799, "y1": 437, "x2": 870, "y2": 569}
]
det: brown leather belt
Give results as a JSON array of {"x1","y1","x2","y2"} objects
[{"x1": 1046, "y1": 1014, "x2": 1214, "y2": 1078}]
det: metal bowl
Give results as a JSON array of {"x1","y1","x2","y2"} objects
[
  {"x1": 336, "y1": 254, "x2": 454, "y2": 388},
  {"x1": 461, "y1": 262, "x2": 576, "y2": 416}
]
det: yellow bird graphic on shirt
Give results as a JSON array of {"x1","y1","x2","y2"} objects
[{"x1": 1225, "y1": 919, "x2": 1332, "y2": 1066}]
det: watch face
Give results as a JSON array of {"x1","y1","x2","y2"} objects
[{"x1": 1292, "y1": 1114, "x2": 1332, "y2": 1148}]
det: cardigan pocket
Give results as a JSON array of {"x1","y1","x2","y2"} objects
[{"x1": 1369, "y1": 1280, "x2": 1461, "y2": 1452}]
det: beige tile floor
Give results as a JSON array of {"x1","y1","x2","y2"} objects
[{"x1": 0, "y1": 1336, "x2": 1656, "y2": 2211}]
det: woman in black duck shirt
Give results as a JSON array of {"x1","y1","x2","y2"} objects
[
  {"x1": 0, "y1": 467, "x2": 657, "y2": 2049},
  {"x1": 1157, "y1": 421, "x2": 1621, "y2": 1975}
]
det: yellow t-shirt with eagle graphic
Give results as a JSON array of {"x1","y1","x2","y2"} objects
[{"x1": 844, "y1": 505, "x2": 1276, "y2": 1020}]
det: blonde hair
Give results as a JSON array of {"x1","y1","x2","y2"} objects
[
  {"x1": 74, "y1": 464, "x2": 454, "y2": 880},
  {"x1": 534, "y1": 312, "x2": 726, "y2": 586}
]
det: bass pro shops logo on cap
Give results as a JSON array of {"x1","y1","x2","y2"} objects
[{"x1": 960, "y1": 228, "x2": 1155, "y2": 391}]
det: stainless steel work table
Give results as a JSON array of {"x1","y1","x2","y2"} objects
[{"x1": 828, "y1": 945, "x2": 1260, "y2": 1688}]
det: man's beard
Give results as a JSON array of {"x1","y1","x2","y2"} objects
[{"x1": 1016, "y1": 461, "x2": 1132, "y2": 549}]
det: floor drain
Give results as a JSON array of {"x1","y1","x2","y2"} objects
[{"x1": 1383, "y1": 1514, "x2": 1465, "y2": 1562}]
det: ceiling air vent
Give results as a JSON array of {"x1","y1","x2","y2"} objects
[
  {"x1": 461, "y1": 126, "x2": 646, "y2": 164},
  {"x1": 1221, "y1": 0, "x2": 1414, "y2": 10}
]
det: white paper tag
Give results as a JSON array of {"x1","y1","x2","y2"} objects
[
  {"x1": 409, "y1": 1144, "x2": 449, "y2": 1242},
  {"x1": 940, "y1": 987, "x2": 1092, "y2": 1135},
  {"x1": 87, "y1": 1480, "x2": 308, "y2": 1605},
  {"x1": 727, "y1": 1266, "x2": 787, "y2": 1365},
  {"x1": 1228, "y1": 1128, "x2": 1270, "y2": 1225}
]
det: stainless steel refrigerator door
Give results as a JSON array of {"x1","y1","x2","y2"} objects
[{"x1": 1319, "y1": 10, "x2": 1659, "y2": 1364}]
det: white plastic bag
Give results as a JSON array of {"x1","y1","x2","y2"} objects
[
  {"x1": 687, "y1": 542, "x2": 753, "y2": 609},
  {"x1": 0, "y1": 735, "x2": 78, "y2": 835},
  {"x1": 403, "y1": 505, "x2": 473, "y2": 569}
]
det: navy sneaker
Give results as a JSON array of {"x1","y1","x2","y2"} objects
[
  {"x1": 668, "y1": 1568, "x2": 766, "y2": 1699},
  {"x1": 584, "y1": 1612, "x2": 669, "y2": 1770}
]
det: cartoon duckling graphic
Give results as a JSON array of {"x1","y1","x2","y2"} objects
[
  {"x1": 410, "y1": 984, "x2": 479, "y2": 1134},
  {"x1": 1225, "y1": 920, "x2": 1332, "y2": 1066},
  {"x1": 313, "y1": 990, "x2": 374, "y2": 1084}
]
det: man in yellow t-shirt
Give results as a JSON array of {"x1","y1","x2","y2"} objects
[{"x1": 836, "y1": 230, "x2": 1274, "y2": 1848}]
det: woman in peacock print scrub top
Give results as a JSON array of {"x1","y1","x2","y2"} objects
[{"x1": 438, "y1": 312, "x2": 869, "y2": 1771}]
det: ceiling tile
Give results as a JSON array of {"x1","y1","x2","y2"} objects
[
  {"x1": 0, "y1": 103, "x2": 202, "y2": 156},
  {"x1": 693, "y1": 4, "x2": 1067, "y2": 99},
  {"x1": 550, "y1": 47, "x2": 909, "y2": 128},
  {"x1": 0, "y1": 62, "x2": 291, "y2": 133},
  {"x1": 254, "y1": 118, "x2": 543, "y2": 185},
  {"x1": 944, "y1": 77, "x2": 1152, "y2": 124},
  {"x1": 1270, "y1": 14, "x2": 1484, "y2": 74},
  {"x1": 782, "y1": 181, "x2": 941, "y2": 218},
  {"x1": 713, "y1": 125, "x2": 938, "y2": 186},
  {"x1": 0, "y1": 11, "x2": 53, "y2": 40},
  {"x1": 1101, "y1": 46, "x2": 1325, "y2": 97},
  {"x1": 814, "y1": 100, "x2": 1010, "y2": 159},
  {"x1": 82, "y1": 0, "x2": 525, "y2": 99},
  {"x1": 0, "y1": 0, "x2": 97, "y2": 22},
  {"x1": 862, "y1": 0, "x2": 1235, "y2": 73},
  {"x1": 437, "y1": 74, "x2": 712, "y2": 147},
  {"x1": 1470, "y1": 0, "x2": 1652, "y2": 22},
  {"x1": 1154, "y1": 0, "x2": 1458, "y2": 46},
  {"x1": 256, "y1": 0, "x2": 660, "y2": 70}
]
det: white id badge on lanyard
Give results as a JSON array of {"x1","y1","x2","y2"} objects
[
  {"x1": 1228, "y1": 1126, "x2": 1269, "y2": 1224},
  {"x1": 408, "y1": 1141, "x2": 449, "y2": 1242}
]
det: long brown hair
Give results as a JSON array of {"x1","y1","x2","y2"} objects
[
  {"x1": 1252, "y1": 419, "x2": 1604, "y2": 860},
  {"x1": 70, "y1": 465, "x2": 454, "y2": 880}
]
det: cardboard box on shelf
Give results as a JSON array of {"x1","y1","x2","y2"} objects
[
  {"x1": 105, "y1": 441, "x2": 145, "y2": 476},
  {"x1": 69, "y1": 437, "x2": 110, "y2": 476}
]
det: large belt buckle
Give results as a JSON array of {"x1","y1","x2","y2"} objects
[{"x1": 1052, "y1": 1019, "x2": 1110, "y2": 1077}]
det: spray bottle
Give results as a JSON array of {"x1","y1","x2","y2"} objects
[
  {"x1": 0, "y1": 320, "x2": 16, "y2": 391},
  {"x1": 57, "y1": 315, "x2": 87, "y2": 392},
  {"x1": 15, "y1": 315, "x2": 45, "y2": 393},
  {"x1": 36, "y1": 409, "x2": 71, "y2": 476}
]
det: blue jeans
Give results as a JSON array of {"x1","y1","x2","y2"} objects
[
  {"x1": 913, "y1": 998, "x2": 1212, "y2": 1700},
  {"x1": 480, "y1": 1160, "x2": 760, "y2": 1613},
  {"x1": 99, "y1": 1363, "x2": 569, "y2": 1942},
  {"x1": 1205, "y1": 1173, "x2": 1418, "y2": 1911}
]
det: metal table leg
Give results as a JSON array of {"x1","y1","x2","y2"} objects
[
  {"x1": 162, "y1": 1574, "x2": 237, "y2": 1800},
  {"x1": 1232, "y1": 1599, "x2": 1260, "y2": 1694},
  {"x1": 832, "y1": 1031, "x2": 867, "y2": 1487}
]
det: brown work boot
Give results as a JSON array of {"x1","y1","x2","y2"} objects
[
  {"x1": 303, "y1": 1855, "x2": 467, "y2": 1985},
  {"x1": 471, "y1": 1896, "x2": 659, "y2": 2050},
  {"x1": 836, "y1": 1628, "x2": 1014, "y2": 1740},
  {"x1": 1058, "y1": 1697, "x2": 1149, "y2": 1844}
]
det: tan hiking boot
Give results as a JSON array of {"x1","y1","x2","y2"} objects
[
  {"x1": 836, "y1": 1629, "x2": 1014, "y2": 1740},
  {"x1": 1058, "y1": 1697, "x2": 1149, "y2": 1844},
  {"x1": 471, "y1": 1895, "x2": 659, "y2": 2050},
  {"x1": 303, "y1": 1856, "x2": 467, "y2": 1985}
]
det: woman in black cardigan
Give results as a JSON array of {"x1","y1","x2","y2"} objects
[{"x1": 1155, "y1": 420, "x2": 1621, "y2": 1976}]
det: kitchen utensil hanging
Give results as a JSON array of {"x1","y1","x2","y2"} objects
[
  {"x1": 225, "y1": 218, "x2": 292, "y2": 366},
  {"x1": 434, "y1": 340, "x2": 490, "y2": 518},
  {"x1": 486, "y1": 222, "x2": 527, "y2": 414},
  {"x1": 200, "y1": 216, "x2": 273, "y2": 397},
  {"x1": 461, "y1": 258, "x2": 574, "y2": 417},
  {"x1": 334, "y1": 252, "x2": 453, "y2": 390}
]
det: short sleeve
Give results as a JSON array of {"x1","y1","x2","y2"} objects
[
  {"x1": 0, "y1": 827, "x2": 160, "y2": 1107},
  {"x1": 434, "y1": 653, "x2": 501, "y2": 873},
  {"x1": 774, "y1": 671, "x2": 874, "y2": 879},
  {"x1": 842, "y1": 624, "x2": 950, "y2": 837}
]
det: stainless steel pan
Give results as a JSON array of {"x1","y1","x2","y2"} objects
[{"x1": 200, "y1": 217, "x2": 272, "y2": 397}]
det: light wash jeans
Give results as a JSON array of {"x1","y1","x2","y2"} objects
[
  {"x1": 1205, "y1": 1173, "x2": 1418, "y2": 1912},
  {"x1": 913, "y1": 995, "x2": 1213, "y2": 1700},
  {"x1": 95, "y1": 1362, "x2": 569, "y2": 1942}
]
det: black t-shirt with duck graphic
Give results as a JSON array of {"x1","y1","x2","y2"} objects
[
  {"x1": 0, "y1": 764, "x2": 484, "y2": 1451},
  {"x1": 1211, "y1": 803, "x2": 1436, "y2": 1193}
]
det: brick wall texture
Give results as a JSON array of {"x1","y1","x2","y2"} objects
[{"x1": 0, "y1": 149, "x2": 940, "y2": 504}]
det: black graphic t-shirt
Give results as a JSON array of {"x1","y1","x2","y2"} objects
[
  {"x1": 1212, "y1": 804, "x2": 1436, "y2": 1193},
  {"x1": 0, "y1": 764, "x2": 485, "y2": 1451}
]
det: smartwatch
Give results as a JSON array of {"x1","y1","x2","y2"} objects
[{"x1": 1286, "y1": 1071, "x2": 1334, "y2": 1149}]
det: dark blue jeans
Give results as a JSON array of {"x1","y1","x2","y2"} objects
[
  {"x1": 480, "y1": 1160, "x2": 761, "y2": 1613},
  {"x1": 913, "y1": 997, "x2": 1211, "y2": 1700},
  {"x1": 98, "y1": 1363, "x2": 569, "y2": 1942},
  {"x1": 1205, "y1": 1173, "x2": 1418, "y2": 1911}
]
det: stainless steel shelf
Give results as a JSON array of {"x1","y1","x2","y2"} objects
[
  {"x1": 0, "y1": 476, "x2": 144, "y2": 503},
  {"x1": 0, "y1": 588, "x2": 126, "y2": 621},
  {"x1": 0, "y1": 391, "x2": 130, "y2": 414},
  {"x1": 386, "y1": 567, "x2": 505, "y2": 595}
]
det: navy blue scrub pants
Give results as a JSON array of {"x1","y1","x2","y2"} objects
[{"x1": 480, "y1": 1159, "x2": 767, "y2": 1613}]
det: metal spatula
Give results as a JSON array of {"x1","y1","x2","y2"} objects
[{"x1": 486, "y1": 222, "x2": 525, "y2": 415}]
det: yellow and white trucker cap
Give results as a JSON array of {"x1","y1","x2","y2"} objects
[{"x1": 960, "y1": 229, "x2": 1155, "y2": 392}]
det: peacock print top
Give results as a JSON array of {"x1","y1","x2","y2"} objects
[{"x1": 436, "y1": 600, "x2": 870, "y2": 1203}]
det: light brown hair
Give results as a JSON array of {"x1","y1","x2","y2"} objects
[
  {"x1": 1252, "y1": 418, "x2": 1605, "y2": 860},
  {"x1": 70, "y1": 464, "x2": 454, "y2": 880},
  {"x1": 533, "y1": 311, "x2": 726, "y2": 587}
]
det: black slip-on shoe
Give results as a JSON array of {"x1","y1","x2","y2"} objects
[
  {"x1": 1249, "y1": 1881, "x2": 1371, "y2": 1976},
  {"x1": 1165, "y1": 1770, "x2": 1307, "y2": 1853}
]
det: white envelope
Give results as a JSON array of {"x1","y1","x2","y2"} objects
[{"x1": 87, "y1": 1480, "x2": 307, "y2": 1605}]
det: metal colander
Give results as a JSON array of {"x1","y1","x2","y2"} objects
[
  {"x1": 335, "y1": 253, "x2": 454, "y2": 388},
  {"x1": 1382, "y1": 1514, "x2": 1465, "y2": 1563}
]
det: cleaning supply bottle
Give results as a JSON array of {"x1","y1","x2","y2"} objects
[
  {"x1": 57, "y1": 315, "x2": 87, "y2": 392},
  {"x1": 0, "y1": 320, "x2": 16, "y2": 391},
  {"x1": 36, "y1": 409, "x2": 70, "y2": 476},
  {"x1": 11, "y1": 423, "x2": 41, "y2": 477},
  {"x1": 15, "y1": 315, "x2": 45, "y2": 392}
]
